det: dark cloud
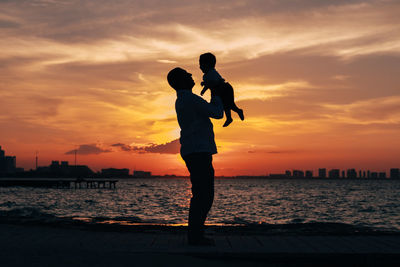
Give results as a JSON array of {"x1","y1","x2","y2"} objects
[
  {"x1": 112, "y1": 139, "x2": 180, "y2": 154},
  {"x1": 145, "y1": 139, "x2": 180, "y2": 154},
  {"x1": 111, "y1": 143, "x2": 133, "y2": 152},
  {"x1": 65, "y1": 144, "x2": 111, "y2": 155}
]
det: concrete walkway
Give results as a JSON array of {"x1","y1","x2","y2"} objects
[{"x1": 1, "y1": 224, "x2": 400, "y2": 266}]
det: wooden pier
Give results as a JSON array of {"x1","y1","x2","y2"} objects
[{"x1": 0, "y1": 178, "x2": 118, "y2": 189}]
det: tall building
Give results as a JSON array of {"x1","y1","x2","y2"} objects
[
  {"x1": 347, "y1": 169, "x2": 357, "y2": 179},
  {"x1": 285, "y1": 170, "x2": 291, "y2": 177},
  {"x1": 0, "y1": 146, "x2": 16, "y2": 174},
  {"x1": 292, "y1": 170, "x2": 304, "y2": 178},
  {"x1": 390, "y1": 168, "x2": 400, "y2": 179},
  {"x1": 328, "y1": 169, "x2": 340, "y2": 178},
  {"x1": 305, "y1": 170, "x2": 313, "y2": 178},
  {"x1": 318, "y1": 168, "x2": 326, "y2": 178}
]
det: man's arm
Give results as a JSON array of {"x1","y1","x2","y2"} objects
[{"x1": 194, "y1": 93, "x2": 224, "y2": 119}]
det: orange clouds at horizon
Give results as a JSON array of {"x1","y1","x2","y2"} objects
[{"x1": 1, "y1": 0, "x2": 400, "y2": 176}]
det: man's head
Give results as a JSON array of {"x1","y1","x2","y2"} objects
[
  {"x1": 167, "y1": 67, "x2": 195, "y2": 91},
  {"x1": 199, "y1": 52, "x2": 216, "y2": 73}
]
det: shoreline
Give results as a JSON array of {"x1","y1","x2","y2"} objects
[{"x1": 2, "y1": 218, "x2": 399, "y2": 236}]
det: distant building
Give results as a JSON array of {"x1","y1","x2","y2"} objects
[
  {"x1": 318, "y1": 168, "x2": 326, "y2": 178},
  {"x1": 371, "y1": 172, "x2": 378, "y2": 178},
  {"x1": 358, "y1": 170, "x2": 362, "y2": 178},
  {"x1": 101, "y1": 168, "x2": 129, "y2": 177},
  {"x1": 285, "y1": 170, "x2": 291, "y2": 177},
  {"x1": 292, "y1": 170, "x2": 304, "y2": 178},
  {"x1": 347, "y1": 169, "x2": 357, "y2": 179},
  {"x1": 50, "y1": 160, "x2": 60, "y2": 170},
  {"x1": 367, "y1": 170, "x2": 371, "y2": 178},
  {"x1": 341, "y1": 170, "x2": 345, "y2": 178},
  {"x1": 61, "y1": 161, "x2": 69, "y2": 168},
  {"x1": 133, "y1": 170, "x2": 152, "y2": 178},
  {"x1": 0, "y1": 146, "x2": 16, "y2": 174},
  {"x1": 305, "y1": 170, "x2": 313, "y2": 178},
  {"x1": 390, "y1": 168, "x2": 399, "y2": 179},
  {"x1": 36, "y1": 160, "x2": 94, "y2": 177},
  {"x1": 379, "y1": 172, "x2": 386, "y2": 179},
  {"x1": 328, "y1": 169, "x2": 340, "y2": 179}
]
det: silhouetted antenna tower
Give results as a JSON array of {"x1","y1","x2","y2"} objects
[
  {"x1": 35, "y1": 151, "x2": 38, "y2": 170},
  {"x1": 74, "y1": 147, "x2": 77, "y2": 166}
]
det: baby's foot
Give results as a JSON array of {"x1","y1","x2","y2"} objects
[
  {"x1": 238, "y1": 109, "x2": 244, "y2": 120},
  {"x1": 223, "y1": 118, "x2": 233, "y2": 127}
]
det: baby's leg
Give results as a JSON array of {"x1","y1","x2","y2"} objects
[
  {"x1": 223, "y1": 108, "x2": 233, "y2": 127},
  {"x1": 224, "y1": 83, "x2": 244, "y2": 121},
  {"x1": 231, "y1": 103, "x2": 244, "y2": 121}
]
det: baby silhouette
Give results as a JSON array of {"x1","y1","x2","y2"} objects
[{"x1": 199, "y1": 52, "x2": 244, "y2": 127}]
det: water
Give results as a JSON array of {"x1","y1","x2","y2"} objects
[{"x1": 1, "y1": 178, "x2": 400, "y2": 230}]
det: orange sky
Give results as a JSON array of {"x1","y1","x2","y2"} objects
[{"x1": 1, "y1": 0, "x2": 400, "y2": 176}]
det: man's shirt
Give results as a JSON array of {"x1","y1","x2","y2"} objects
[{"x1": 175, "y1": 90, "x2": 223, "y2": 157}]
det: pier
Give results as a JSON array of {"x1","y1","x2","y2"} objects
[{"x1": 0, "y1": 178, "x2": 118, "y2": 189}]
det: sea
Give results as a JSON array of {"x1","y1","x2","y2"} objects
[{"x1": 1, "y1": 178, "x2": 400, "y2": 231}]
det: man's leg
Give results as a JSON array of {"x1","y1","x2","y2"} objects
[{"x1": 183, "y1": 152, "x2": 214, "y2": 244}]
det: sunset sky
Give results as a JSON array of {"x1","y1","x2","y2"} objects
[{"x1": 1, "y1": 0, "x2": 399, "y2": 176}]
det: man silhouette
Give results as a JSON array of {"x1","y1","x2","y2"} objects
[{"x1": 167, "y1": 67, "x2": 223, "y2": 246}]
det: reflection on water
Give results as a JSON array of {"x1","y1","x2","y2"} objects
[{"x1": 1, "y1": 178, "x2": 400, "y2": 230}]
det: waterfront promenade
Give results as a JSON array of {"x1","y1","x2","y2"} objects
[{"x1": 1, "y1": 224, "x2": 400, "y2": 266}]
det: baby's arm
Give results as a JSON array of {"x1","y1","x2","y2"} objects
[
  {"x1": 200, "y1": 85, "x2": 209, "y2": 96},
  {"x1": 200, "y1": 81, "x2": 209, "y2": 96}
]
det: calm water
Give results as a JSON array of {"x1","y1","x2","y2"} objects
[{"x1": 1, "y1": 178, "x2": 399, "y2": 230}]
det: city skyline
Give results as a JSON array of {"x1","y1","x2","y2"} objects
[
  {"x1": 1, "y1": 1, "x2": 399, "y2": 176},
  {"x1": 2, "y1": 145, "x2": 399, "y2": 179}
]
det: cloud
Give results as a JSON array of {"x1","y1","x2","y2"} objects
[
  {"x1": 323, "y1": 95, "x2": 400, "y2": 124},
  {"x1": 248, "y1": 150, "x2": 298, "y2": 154},
  {"x1": 112, "y1": 139, "x2": 180, "y2": 154},
  {"x1": 65, "y1": 144, "x2": 111, "y2": 155},
  {"x1": 2, "y1": 0, "x2": 400, "y2": 69}
]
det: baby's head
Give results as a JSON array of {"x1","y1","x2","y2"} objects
[{"x1": 199, "y1": 52, "x2": 216, "y2": 73}]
